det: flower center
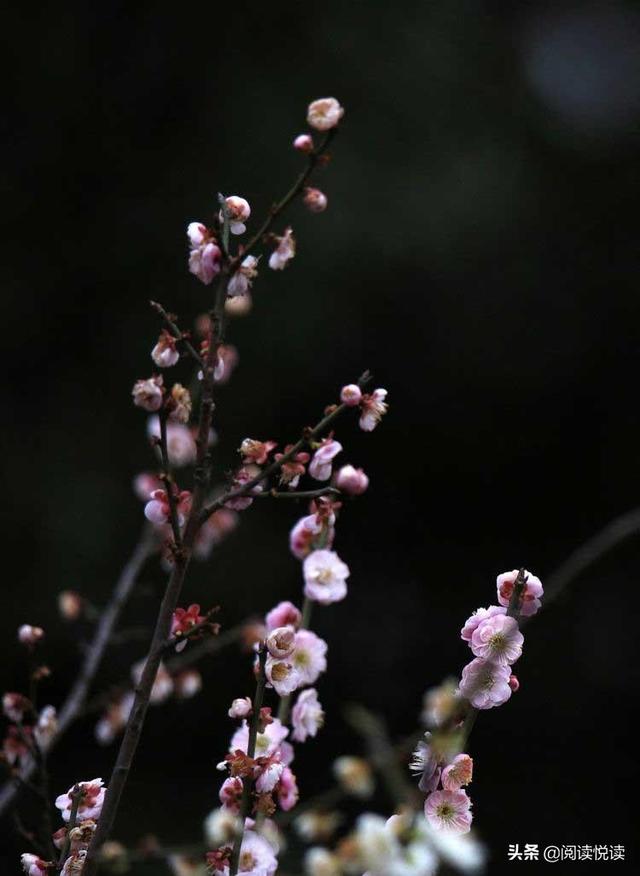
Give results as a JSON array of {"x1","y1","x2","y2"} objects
[
  {"x1": 488, "y1": 632, "x2": 506, "y2": 652},
  {"x1": 240, "y1": 851, "x2": 257, "y2": 870},
  {"x1": 437, "y1": 803, "x2": 454, "y2": 821}
]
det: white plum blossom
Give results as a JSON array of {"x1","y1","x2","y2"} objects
[
  {"x1": 268, "y1": 227, "x2": 296, "y2": 270},
  {"x1": 20, "y1": 854, "x2": 48, "y2": 875},
  {"x1": 303, "y1": 847, "x2": 341, "y2": 876},
  {"x1": 307, "y1": 97, "x2": 344, "y2": 131},
  {"x1": 228, "y1": 696, "x2": 252, "y2": 719},
  {"x1": 34, "y1": 705, "x2": 57, "y2": 748},
  {"x1": 266, "y1": 655, "x2": 303, "y2": 697},
  {"x1": 222, "y1": 196, "x2": 251, "y2": 235},
  {"x1": 266, "y1": 626, "x2": 296, "y2": 658},
  {"x1": 229, "y1": 718, "x2": 289, "y2": 759},
  {"x1": 292, "y1": 688, "x2": 324, "y2": 742},
  {"x1": 132, "y1": 375, "x2": 163, "y2": 412},
  {"x1": 55, "y1": 779, "x2": 106, "y2": 823},
  {"x1": 309, "y1": 439, "x2": 342, "y2": 481},
  {"x1": 17, "y1": 625, "x2": 44, "y2": 646},
  {"x1": 303, "y1": 549, "x2": 350, "y2": 604},
  {"x1": 204, "y1": 807, "x2": 241, "y2": 846},
  {"x1": 228, "y1": 255, "x2": 259, "y2": 297},
  {"x1": 151, "y1": 330, "x2": 179, "y2": 368},
  {"x1": 359, "y1": 388, "x2": 388, "y2": 432}
]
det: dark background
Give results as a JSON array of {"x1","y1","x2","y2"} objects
[{"x1": 2, "y1": 0, "x2": 640, "y2": 872}]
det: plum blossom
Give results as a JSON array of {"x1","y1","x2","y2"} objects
[
  {"x1": 309, "y1": 438, "x2": 342, "y2": 481},
  {"x1": 265, "y1": 601, "x2": 302, "y2": 631},
  {"x1": 17, "y1": 625, "x2": 44, "y2": 646},
  {"x1": 410, "y1": 737, "x2": 441, "y2": 794},
  {"x1": 204, "y1": 807, "x2": 241, "y2": 846},
  {"x1": 333, "y1": 756, "x2": 374, "y2": 798},
  {"x1": 307, "y1": 97, "x2": 344, "y2": 131},
  {"x1": 151, "y1": 330, "x2": 179, "y2": 368},
  {"x1": 268, "y1": 227, "x2": 296, "y2": 270},
  {"x1": 228, "y1": 697, "x2": 252, "y2": 719},
  {"x1": 144, "y1": 488, "x2": 191, "y2": 526},
  {"x1": 424, "y1": 789, "x2": 473, "y2": 834},
  {"x1": 230, "y1": 718, "x2": 289, "y2": 759},
  {"x1": 255, "y1": 759, "x2": 285, "y2": 794},
  {"x1": 228, "y1": 255, "x2": 259, "y2": 297},
  {"x1": 224, "y1": 466, "x2": 263, "y2": 511},
  {"x1": 266, "y1": 626, "x2": 296, "y2": 659},
  {"x1": 303, "y1": 549, "x2": 350, "y2": 604},
  {"x1": 441, "y1": 754, "x2": 473, "y2": 791},
  {"x1": 289, "y1": 512, "x2": 333, "y2": 559},
  {"x1": 303, "y1": 187, "x2": 327, "y2": 212},
  {"x1": 61, "y1": 851, "x2": 87, "y2": 875},
  {"x1": 276, "y1": 765, "x2": 299, "y2": 811},
  {"x1": 292, "y1": 688, "x2": 324, "y2": 742},
  {"x1": 94, "y1": 692, "x2": 134, "y2": 745},
  {"x1": 497, "y1": 569, "x2": 544, "y2": 617},
  {"x1": 459, "y1": 658, "x2": 512, "y2": 710},
  {"x1": 340, "y1": 383, "x2": 362, "y2": 406},
  {"x1": 219, "y1": 776, "x2": 243, "y2": 812},
  {"x1": 20, "y1": 855, "x2": 48, "y2": 875},
  {"x1": 303, "y1": 847, "x2": 341, "y2": 876},
  {"x1": 167, "y1": 384, "x2": 192, "y2": 424},
  {"x1": 188, "y1": 222, "x2": 222, "y2": 285},
  {"x1": 213, "y1": 343, "x2": 239, "y2": 384},
  {"x1": 132, "y1": 375, "x2": 163, "y2": 412},
  {"x1": 470, "y1": 614, "x2": 523, "y2": 665},
  {"x1": 34, "y1": 705, "x2": 57, "y2": 748},
  {"x1": 509, "y1": 674, "x2": 520, "y2": 693},
  {"x1": 174, "y1": 669, "x2": 202, "y2": 698},
  {"x1": 294, "y1": 133, "x2": 314, "y2": 153},
  {"x1": 335, "y1": 464, "x2": 369, "y2": 495},
  {"x1": 55, "y1": 779, "x2": 105, "y2": 823},
  {"x1": 222, "y1": 196, "x2": 251, "y2": 235},
  {"x1": 240, "y1": 438, "x2": 277, "y2": 466},
  {"x1": 359, "y1": 388, "x2": 388, "y2": 432},
  {"x1": 147, "y1": 417, "x2": 197, "y2": 467},
  {"x1": 421, "y1": 679, "x2": 460, "y2": 728},
  {"x1": 291, "y1": 629, "x2": 328, "y2": 686},
  {"x1": 460, "y1": 605, "x2": 506, "y2": 642},
  {"x1": 265, "y1": 656, "x2": 302, "y2": 697},
  {"x1": 171, "y1": 604, "x2": 206, "y2": 651},
  {"x1": 275, "y1": 445, "x2": 310, "y2": 489}
]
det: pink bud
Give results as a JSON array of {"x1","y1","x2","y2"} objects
[
  {"x1": 508, "y1": 674, "x2": 520, "y2": 693},
  {"x1": 265, "y1": 601, "x2": 302, "y2": 631},
  {"x1": 293, "y1": 133, "x2": 314, "y2": 153},
  {"x1": 340, "y1": 384, "x2": 362, "y2": 406},
  {"x1": 228, "y1": 696, "x2": 252, "y2": 719},
  {"x1": 303, "y1": 187, "x2": 328, "y2": 213},
  {"x1": 335, "y1": 464, "x2": 369, "y2": 496},
  {"x1": 18, "y1": 625, "x2": 44, "y2": 646},
  {"x1": 266, "y1": 626, "x2": 296, "y2": 659}
]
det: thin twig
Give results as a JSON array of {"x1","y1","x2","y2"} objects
[
  {"x1": 257, "y1": 487, "x2": 341, "y2": 501},
  {"x1": 158, "y1": 409, "x2": 184, "y2": 548}
]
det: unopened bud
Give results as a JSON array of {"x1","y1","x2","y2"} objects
[
  {"x1": 303, "y1": 187, "x2": 328, "y2": 213},
  {"x1": 266, "y1": 626, "x2": 296, "y2": 658},
  {"x1": 293, "y1": 133, "x2": 314, "y2": 153},
  {"x1": 340, "y1": 384, "x2": 362, "y2": 407}
]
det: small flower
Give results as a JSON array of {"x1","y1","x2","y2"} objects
[
  {"x1": 230, "y1": 718, "x2": 289, "y2": 759},
  {"x1": 291, "y1": 629, "x2": 328, "y2": 685},
  {"x1": 171, "y1": 604, "x2": 206, "y2": 651},
  {"x1": 303, "y1": 187, "x2": 328, "y2": 213},
  {"x1": 340, "y1": 384, "x2": 362, "y2": 406},
  {"x1": 256, "y1": 758, "x2": 285, "y2": 794},
  {"x1": 410, "y1": 736, "x2": 441, "y2": 794},
  {"x1": 132, "y1": 376, "x2": 164, "y2": 412},
  {"x1": 470, "y1": 614, "x2": 523, "y2": 665},
  {"x1": 204, "y1": 807, "x2": 241, "y2": 846},
  {"x1": 496, "y1": 569, "x2": 543, "y2": 617},
  {"x1": 188, "y1": 226, "x2": 222, "y2": 284},
  {"x1": 275, "y1": 445, "x2": 310, "y2": 489},
  {"x1": 222, "y1": 196, "x2": 251, "y2": 235},
  {"x1": 94, "y1": 692, "x2": 134, "y2": 745},
  {"x1": 265, "y1": 657, "x2": 302, "y2": 697},
  {"x1": 213, "y1": 344, "x2": 239, "y2": 384},
  {"x1": 61, "y1": 851, "x2": 87, "y2": 875},
  {"x1": 266, "y1": 626, "x2": 296, "y2": 659},
  {"x1": 292, "y1": 688, "x2": 324, "y2": 742},
  {"x1": 240, "y1": 438, "x2": 277, "y2": 466},
  {"x1": 228, "y1": 255, "x2": 259, "y2": 297},
  {"x1": 168, "y1": 384, "x2": 192, "y2": 424},
  {"x1": 223, "y1": 466, "x2": 263, "y2": 511},
  {"x1": 309, "y1": 438, "x2": 343, "y2": 481},
  {"x1": 459, "y1": 658, "x2": 512, "y2": 710},
  {"x1": 17, "y1": 625, "x2": 44, "y2": 646},
  {"x1": 151, "y1": 330, "x2": 180, "y2": 368},
  {"x1": 144, "y1": 489, "x2": 191, "y2": 527},
  {"x1": 20, "y1": 854, "x2": 48, "y2": 875},
  {"x1": 294, "y1": 133, "x2": 314, "y2": 153},
  {"x1": 147, "y1": 417, "x2": 197, "y2": 467},
  {"x1": 303, "y1": 549, "x2": 350, "y2": 605},
  {"x1": 289, "y1": 513, "x2": 332, "y2": 560},
  {"x1": 228, "y1": 697, "x2": 252, "y2": 719},
  {"x1": 265, "y1": 601, "x2": 302, "y2": 631},
  {"x1": 219, "y1": 776, "x2": 244, "y2": 812},
  {"x1": 58, "y1": 590, "x2": 83, "y2": 621},
  {"x1": 359, "y1": 388, "x2": 388, "y2": 432},
  {"x1": 55, "y1": 779, "x2": 106, "y2": 823},
  {"x1": 424, "y1": 789, "x2": 473, "y2": 834},
  {"x1": 276, "y1": 766, "x2": 299, "y2": 811},
  {"x1": 441, "y1": 754, "x2": 473, "y2": 791},
  {"x1": 509, "y1": 674, "x2": 520, "y2": 692},
  {"x1": 460, "y1": 605, "x2": 506, "y2": 642},
  {"x1": 268, "y1": 227, "x2": 296, "y2": 270},
  {"x1": 335, "y1": 464, "x2": 369, "y2": 496},
  {"x1": 187, "y1": 221, "x2": 207, "y2": 247},
  {"x1": 174, "y1": 669, "x2": 202, "y2": 698},
  {"x1": 3, "y1": 693, "x2": 31, "y2": 723},
  {"x1": 307, "y1": 97, "x2": 344, "y2": 131},
  {"x1": 333, "y1": 756, "x2": 374, "y2": 798}
]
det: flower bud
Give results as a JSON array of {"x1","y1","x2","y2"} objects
[
  {"x1": 222, "y1": 196, "x2": 251, "y2": 235},
  {"x1": 508, "y1": 674, "x2": 520, "y2": 693},
  {"x1": 293, "y1": 133, "x2": 314, "y2": 153},
  {"x1": 303, "y1": 187, "x2": 328, "y2": 213},
  {"x1": 307, "y1": 97, "x2": 344, "y2": 131},
  {"x1": 266, "y1": 626, "x2": 296, "y2": 658},
  {"x1": 340, "y1": 384, "x2": 362, "y2": 406},
  {"x1": 335, "y1": 465, "x2": 369, "y2": 496},
  {"x1": 228, "y1": 696, "x2": 252, "y2": 719},
  {"x1": 132, "y1": 376, "x2": 163, "y2": 412},
  {"x1": 18, "y1": 625, "x2": 44, "y2": 647}
]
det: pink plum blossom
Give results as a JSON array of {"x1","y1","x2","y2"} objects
[
  {"x1": 470, "y1": 614, "x2": 523, "y2": 665},
  {"x1": 189, "y1": 232, "x2": 222, "y2": 285},
  {"x1": 147, "y1": 416, "x2": 197, "y2": 467},
  {"x1": 307, "y1": 97, "x2": 344, "y2": 131},
  {"x1": 144, "y1": 488, "x2": 191, "y2": 527},
  {"x1": 222, "y1": 196, "x2": 251, "y2": 235},
  {"x1": 303, "y1": 549, "x2": 350, "y2": 604},
  {"x1": 276, "y1": 766, "x2": 299, "y2": 811},
  {"x1": 275, "y1": 445, "x2": 310, "y2": 489},
  {"x1": 359, "y1": 388, "x2": 388, "y2": 432},
  {"x1": 460, "y1": 605, "x2": 506, "y2": 642},
  {"x1": 224, "y1": 466, "x2": 263, "y2": 511},
  {"x1": 265, "y1": 601, "x2": 302, "y2": 631},
  {"x1": 309, "y1": 438, "x2": 342, "y2": 481},
  {"x1": 151, "y1": 330, "x2": 179, "y2": 368},
  {"x1": 21, "y1": 855, "x2": 48, "y2": 875},
  {"x1": 230, "y1": 718, "x2": 289, "y2": 759},
  {"x1": 255, "y1": 760, "x2": 285, "y2": 794},
  {"x1": 303, "y1": 187, "x2": 328, "y2": 212},
  {"x1": 291, "y1": 688, "x2": 324, "y2": 742},
  {"x1": 425, "y1": 789, "x2": 473, "y2": 834},
  {"x1": 290, "y1": 629, "x2": 327, "y2": 686},
  {"x1": 335, "y1": 464, "x2": 369, "y2": 495},
  {"x1": 167, "y1": 383, "x2": 192, "y2": 424},
  {"x1": 265, "y1": 656, "x2": 302, "y2": 697},
  {"x1": 441, "y1": 754, "x2": 473, "y2": 791},
  {"x1": 497, "y1": 569, "x2": 544, "y2": 617},
  {"x1": 219, "y1": 776, "x2": 243, "y2": 812},
  {"x1": 55, "y1": 779, "x2": 106, "y2": 823},
  {"x1": 61, "y1": 851, "x2": 87, "y2": 875},
  {"x1": 240, "y1": 438, "x2": 277, "y2": 466},
  {"x1": 268, "y1": 227, "x2": 296, "y2": 270},
  {"x1": 228, "y1": 697, "x2": 252, "y2": 719},
  {"x1": 293, "y1": 133, "x2": 314, "y2": 152},
  {"x1": 459, "y1": 658, "x2": 512, "y2": 710},
  {"x1": 266, "y1": 626, "x2": 296, "y2": 658},
  {"x1": 340, "y1": 384, "x2": 362, "y2": 406},
  {"x1": 132, "y1": 375, "x2": 163, "y2": 412},
  {"x1": 289, "y1": 513, "x2": 332, "y2": 560},
  {"x1": 213, "y1": 343, "x2": 239, "y2": 384},
  {"x1": 228, "y1": 255, "x2": 259, "y2": 297},
  {"x1": 17, "y1": 625, "x2": 44, "y2": 646},
  {"x1": 174, "y1": 669, "x2": 202, "y2": 698}
]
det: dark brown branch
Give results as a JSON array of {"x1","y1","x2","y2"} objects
[
  {"x1": 0, "y1": 527, "x2": 157, "y2": 819},
  {"x1": 257, "y1": 487, "x2": 341, "y2": 501},
  {"x1": 158, "y1": 410, "x2": 183, "y2": 548}
]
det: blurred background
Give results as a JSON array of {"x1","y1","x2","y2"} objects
[{"x1": 2, "y1": 0, "x2": 640, "y2": 872}]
